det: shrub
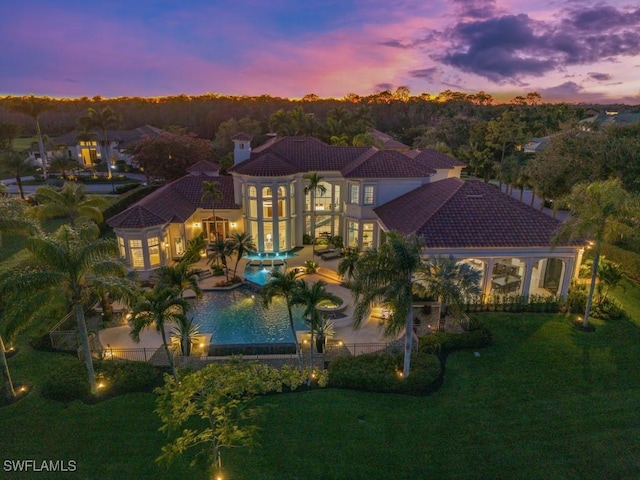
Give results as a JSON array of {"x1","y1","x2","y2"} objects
[
  {"x1": 304, "y1": 260, "x2": 318, "y2": 274},
  {"x1": 94, "y1": 360, "x2": 161, "y2": 395},
  {"x1": 592, "y1": 298, "x2": 628, "y2": 321},
  {"x1": 114, "y1": 182, "x2": 140, "y2": 194},
  {"x1": 328, "y1": 352, "x2": 441, "y2": 395},
  {"x1": 303, "y1": 234, "x2": 312, "y2": 245},
  {"x1": 601, "y1": 243, "x2": 640, "y2": 282},
  {"x1": 210, "y1": 264, "x2": 225, "y2": 276},
  {"x1": 41, "y1": 361, "x2": 89, "y2": 402}
]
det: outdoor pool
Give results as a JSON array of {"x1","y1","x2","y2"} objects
[
  {"x1": 243, "y1": 264, "x2": 285, "y2": 286},
  {"x1": 189, "y1": 289, "x2": 307, "y2": 346}
]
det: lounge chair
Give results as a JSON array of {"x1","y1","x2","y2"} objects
[
  {"x1": 249, "y1": 260, "x2": 262, "y2": 267},
  {"x1": 314, "y1": 247, "x2": 334, "y2": 255},
  {"x1": 321, "y1": 250, "x2": 343, "y2": 261},
  {"x1": 272, "y1": 259, "x2": 285, "y2": 266}
]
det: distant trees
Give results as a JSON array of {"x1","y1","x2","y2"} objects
[
  {"x1": 78, "y1": 106, "x2": 120, "y2": 178},
  {"x1": 131, "y1": 131, "x2": 216, "y2": 182}
]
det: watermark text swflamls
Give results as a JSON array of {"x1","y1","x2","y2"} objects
[{"x1": 3, "y1": 460, "x2": 77, "y2": 473}]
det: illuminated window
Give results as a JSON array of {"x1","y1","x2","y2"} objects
[
  {"x1": 349, "y1": 184, "x2": 359, "y2": 204},
  {"x1": 248, "y1": 185, "x2": 257, "y2": 197},
  {"x1": 363, "y1": 185, "x2": 375, "y2": 205},
  {"x1": 148, "y1": 236, "x2": 160, "y2": 267},
  {"x1": 129, "y1": 239, "x2": 144, "y2": 268},
  {"x1": 262, "y1": 187, "x2": 272, "y2": 198}
]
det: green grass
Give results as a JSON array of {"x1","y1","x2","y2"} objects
[{"x1": 3, "y1": 307, "x2": 640, "y2": 479}]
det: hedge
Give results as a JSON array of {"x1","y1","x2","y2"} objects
[{"x1": 328, "y1": 352, "x2": 441, "y2": 395}]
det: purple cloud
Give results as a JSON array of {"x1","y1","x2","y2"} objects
[
  {"x1": 448, "y1": 0, "x2": 500, "y2": 20},
  {"x1": 588, "y1": 72, "x2": 612, "y2": 81},
  {"x1": 435, "y1": 4, "x2": 640, "y2": 83},
  {"x1": 409, "y1": 67, "x2": 439, "y2": 81}
]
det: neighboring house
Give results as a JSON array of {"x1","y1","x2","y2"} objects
[
  {"x1": 108, "y1": 135, "x2": 584, "y2": 298},
  {"x1": 29, "y1": 125, "x2": 164, "y2": 169},
  {"x1": 579, "y1": 112, "x2": 640, "y2": 129},
  {"x1": 522, "y1": 136, "x2": 550, "y2": 154}
]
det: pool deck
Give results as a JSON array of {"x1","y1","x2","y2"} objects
[{"x1": 100, "y1": 246, "x2": 391, "y2": 352}]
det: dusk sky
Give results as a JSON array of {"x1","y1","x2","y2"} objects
[{"x1": 2, "y1": 0, "x2": 640, "y2": 104}]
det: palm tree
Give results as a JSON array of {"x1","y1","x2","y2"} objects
[
  {"x1": 8, "y1": 95, "x2": 54, "y2": 179},
  {"x1": 0, "y1": 148, "x2": 31, "y2": 199},
  {"x1": 294, "y1": 279, "x2": 339, "y2": 381},
  {"x1": 351, "y1": 232, "x2": 423, "y2": 378},
  {"x1": 79, "y1": 107, "x2": 119, "y2": 179},
  {"x1": 415, "y1": 256, "x2": 482, "y2": 330},
  {"x1": 201, "y1": 181, "x2": 223, "y2": 241},
  {"x1": 130, "y1": 287, "x2": 187, "y2": 382},
  {"x1": 207, "y1": 238, "x2": 234, "y2": 282},
  {"x1": 5, "y1": 224, "x2": 139, "y2": 393},
  {"x1": 262, "y1": 270, "x2": 304, "y2": 372},
  {"x1": 337, "y1": 247, "x2": 360, "y2": 284},
  {"x1": 554, "y1": 179, "x2": 638, "y2": 329},
  {"x1": 154, "y1": 262, "x2": 202, "y2": 299},
  {"x1": 0, "y1": 199, "x2": 41, "y2": 399},
  {"x1": 228, "y1": 232, "x2": 256, "y2": 280},
  {"x1": 35, "y1": 182, "x2": 107, "y2": 227},
  {"x1": 303, "y1": 172, "x2": 326, "y2": 260},
  {"x1": 171, "y1": 316, "x2": 201, "y2": 356},
  {"x1": 49, "y1": 152, "x2": 78, "y2": 179},
  {"x1": 181, "y1": 232, "x2": 207, "y2": 265}
]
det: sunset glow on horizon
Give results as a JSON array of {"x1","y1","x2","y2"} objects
[{"x1": 2, "y1": 0, "x2": 640, "y2": 104}]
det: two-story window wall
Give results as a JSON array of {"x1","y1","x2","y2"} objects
[
  {"x1": 304, "y1": 181, "x2": 342, "y2": 238},
  {"x1": 244, "y1": 181, "x2": 294, "y2": 252}
]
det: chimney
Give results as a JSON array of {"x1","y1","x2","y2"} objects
[{"x1": 232, "y1": 133, "x2": 252, "y2": 165}]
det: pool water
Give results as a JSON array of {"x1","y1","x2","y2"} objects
[
  {"x1": 244, "y1": 264, "x2": 285, "y2": 286},
  {"x1": 244, "y1": 251, "x2": 298, "y2": 260},
  {"x1": 190, "y1": 289, "x2": 307, "y2": 345}
]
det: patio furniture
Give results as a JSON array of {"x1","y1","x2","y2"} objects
[
  {"x1": 321, "y1": 250, "x2": 344, "y2": 261},
  {"x1": 314, "y1": 247, "x2": 335, "y2": 255}
]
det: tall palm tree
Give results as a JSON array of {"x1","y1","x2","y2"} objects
[
  {"x1": 8, "y1": 95, "x2": 54, "y2": 179},
  {"x1": 5, "y1": 224, "x2": 139, "y2": 393},
  {"x1": 170, "y1": 316, "x2": 200, "y2": 356},
  {"x1": 130, "y1": 287, "x2": 187, "y2": 382},
  {"x1": 554, "y1": 179, "x2": 638, "y2": 329},
  {"x1": 79, "y1": 107, "x2": 119, "y2": 179},
  {"x1": 303, "y1": 172, "x2": 326, "y2": 260},
  {"x1": 0, "y1": 148, "x2": 31, "y2": 199},
  {"x1": 262, "y1": 270, "x2": 304, "y2": 372},
  {"x1": 201, "y1": 181, "x2": 223, "y2": 240},
  {"x1": 415, "y1": 256, "x2": 482, "y2": 330},
  {"x1": 228, "y1": 231, "x2": 256, "y2": 280},
  {"x1": 294, "y1": 279, "x2": 339, "y2": 381},
  {"x1": 0, "y1": 199, "x2": 41, "y2": 399},
  {"x1": 154, "y1": 262, "x2": 202, "y2": 299},
  {"x1": 351, "y1": 232, "x2": 423, "y2": 378},
  {"x1": 35, "y1": 182, "x2": 107, "y2": 227}
]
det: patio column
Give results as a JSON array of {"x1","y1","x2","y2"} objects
[
  {"x1": 520, "y1": 258, "x2": 534, "y2": 297},
  {"x1": 483, "y1": 258, "x2": 497, "y2": 298},
  {"x1": 560, "y1": 257, "x2": 575, "y2": 297}
]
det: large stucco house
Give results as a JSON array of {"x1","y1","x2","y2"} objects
[{"x1": 107, "y1": 135, "x2": 584, "y2": 298}]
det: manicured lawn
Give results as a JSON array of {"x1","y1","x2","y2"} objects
[{"x1": 3, "y1": 307, "x2": 640, "y2": 479}]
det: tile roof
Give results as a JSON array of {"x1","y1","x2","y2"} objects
[
  {"x1": 341, "y1": 150, "x2": 433, "y2": 178},
  {"x1": 107, "y1": 175, "x2": 238, "y2": 229},
  {"x1": 375, "y1": 179, "x2": 576, "y2": 248},
  {"x1": 232, "y1": 133, "x2": 253, "y2": 141},
  {"x1": 186, "y1": 160, "x2": 220, "y2": 174},
  {"x1": 51, "y1": 125, "x2": 164, "y2": 148},
  {"x1": 410, "y1": 150, "x2": 466, "y2": 169}
]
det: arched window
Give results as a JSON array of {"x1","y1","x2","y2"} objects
[
  {"x1": 248, "y1": 185, "x2": 257, "y2": 197},
  {"x1": 277, "y1": 186, "x2": 286, "y2": 197},
  {"x1": 262, "y1": 186, "x2": 272, "y2": 198}
]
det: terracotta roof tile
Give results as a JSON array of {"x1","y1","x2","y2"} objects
[
  {"x1": 375, "y1": 179, "x2": 575, "y2": 248},
  {"x1": 107, "y1": 175, "x2": 238, "y2": 229},
  {"x1": 411, "y1": 150, "x2": 466, "y2": 169},
  {"x1": 342, "y1": 150, "x2": 432, "y2": 178},
  {"x1": 186, "y1": 160, "x2": 220, "y2": 174},
  {"x1": 232, "y1": 133, "x2": 253, "y2": 141}
]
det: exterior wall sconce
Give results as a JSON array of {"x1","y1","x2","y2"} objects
[
  {"x1": 230, "y1": 222, "x2": 237, "y2": 229},
  {"x1": 193, "y1": 222, "x2": 201, "y2": 228}
]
